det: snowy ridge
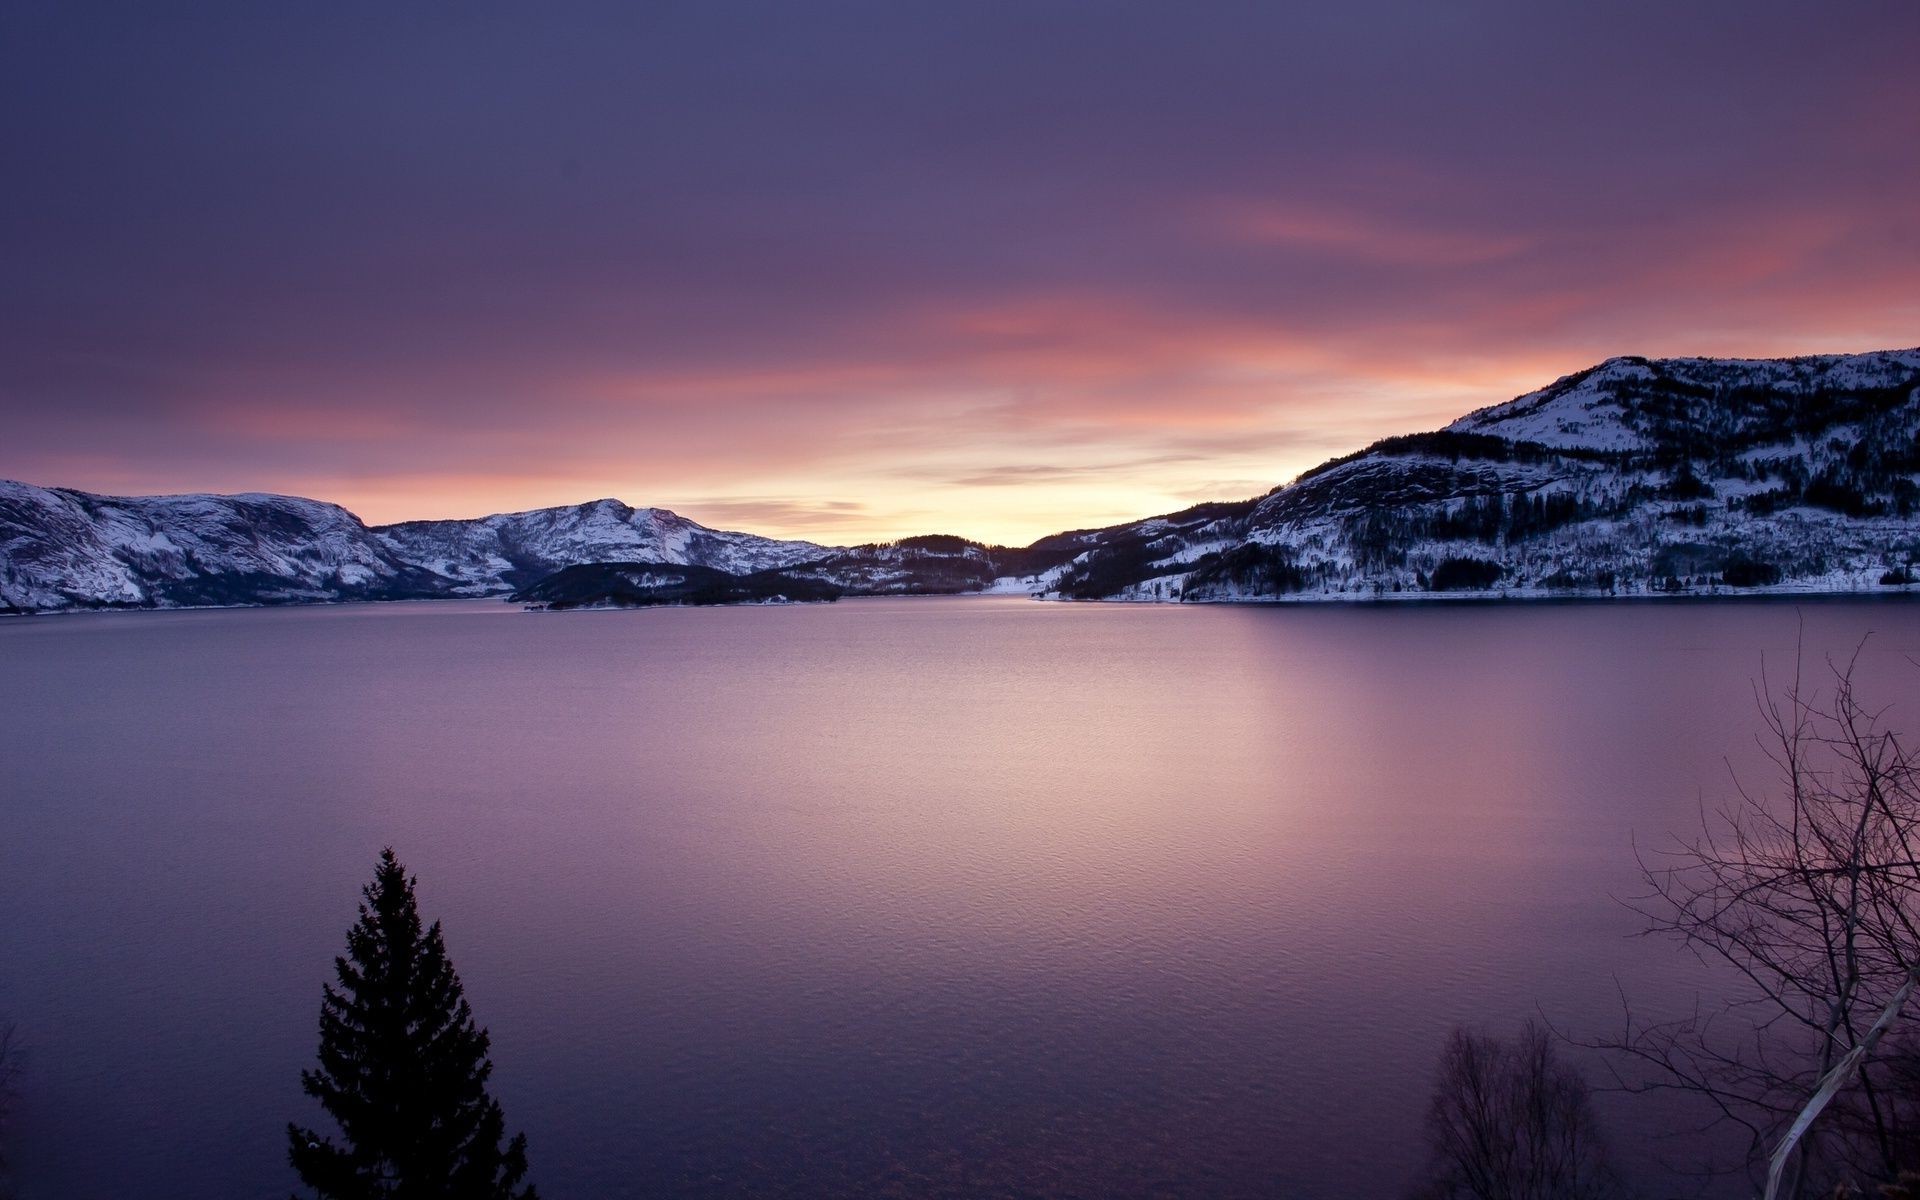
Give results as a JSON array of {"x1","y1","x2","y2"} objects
[
  {"x1": 0, "y1": 482, "x2": 440, "y2": 611},
  {"x1": 1040, "y1": 347, "x2": 1920, "y2": 602},
  {"x1": 0, "y1": 486, "x2": 846, "y2": 612},
  {"x1": 375, "y1": 498, "x2": 831, "y2": 592},
  {"x1": 7, "y1": 347, "x2": 1920, "y2": 612},
  {"x1": 1447, "y1": 350, "x2": 1920, "y2": 452}
]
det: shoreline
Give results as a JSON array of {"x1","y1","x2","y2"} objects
[{"x1": 7, "y1": 585, "x2": 1920, "y2": 620}]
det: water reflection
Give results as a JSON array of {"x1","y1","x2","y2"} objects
[{"x1": 1, "y1": 597, "x2": 1915, "y2": 1197}]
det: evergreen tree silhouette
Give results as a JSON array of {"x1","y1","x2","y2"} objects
[{"x1": 289, "y1": 849, "x2": 536, "y2": 1199}]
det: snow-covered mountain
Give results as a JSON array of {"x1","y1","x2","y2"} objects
[
  {"x1": 0, "y1": 483, "x2": 449, "y2": 611},
  {"x1": 1042, "y1": 349, "x2": 1920, "y2": 601},
  {"x1": 0, "y1": 488, "x2": 846, "y2": 612},
  {"x1": 785, "y1": 535, "x2": 1005, "y2": 594},
  {"x1": 374, "y1": 498, "x2": 830, "y2": 593},
  {"x1": 7, "y1": 348, "x2": 1919, "y2": 612}
]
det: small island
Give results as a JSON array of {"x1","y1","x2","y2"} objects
[{"x1": 511, "y1": 561, "x2": 843, "y2": 610}]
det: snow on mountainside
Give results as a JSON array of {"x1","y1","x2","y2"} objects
[
  {"x1": 786, "y1": 535, "x2": 1005, "y2": 594},
  {"x1": 0, "y1": 482, "x2": 446, "y2": 611},
  {"x1": 0, "y1": 486, "x2": 845, "y2": 612},
  {"x1": 1448, "y1": 349, "x2": 1920, "y2": 452},
  {"x1": 7, "y1": 348, "x2": 1920, "y2": 613},
  {"x1": 374, "y1": 498, "x2": 831, "y2": 592},
  {"x1": 1041, "y1": 348, "x2": 1920, "y2": 602}
]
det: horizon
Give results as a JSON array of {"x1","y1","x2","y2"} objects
[
  {"x1": 4, "y1": 3, "x2": 1918, "y2": 545},
  {"x1": 10, "y1": 342, "x2": 1919, "y2": 546}
]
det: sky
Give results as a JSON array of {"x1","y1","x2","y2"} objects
[{"x1": 3, "y1": 2, "x2": 1917, "y2": 546}]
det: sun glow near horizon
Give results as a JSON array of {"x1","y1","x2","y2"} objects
[
  {"x1": 3, "y1": 3, "x2": 1917, "y2": 545},
  {"x1": 24, "y1": 328, "x2": 1920, "y2": 546}
]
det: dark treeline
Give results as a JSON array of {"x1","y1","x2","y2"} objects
[{"x1": 512, "y1": 561, "x2": 843, "y2": 609}]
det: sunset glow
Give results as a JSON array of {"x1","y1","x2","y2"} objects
[{"x1": 3, "y1": 2, "x2": 1916, "y2": 544}]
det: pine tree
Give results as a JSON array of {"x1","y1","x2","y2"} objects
[{"x1": 289, "y1": 849, "x2": 536, "y2": 1200}]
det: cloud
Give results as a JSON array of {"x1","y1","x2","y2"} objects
[
  {"x1": 1172, "y1": 480, "x2": 1283, "y2": 504},
  {"x1": 669, "y1": 497, "x2": 879, "y2": 535},
  {"x1": 938, "y1": 455, "x2": 1211, "y2": 489},
  {"x1": 1204, "y1": 201, "x2": 1535, "y2": 267},
  {"x1": 2, "y1": 2, "x2": 1917, "y2": 543}
]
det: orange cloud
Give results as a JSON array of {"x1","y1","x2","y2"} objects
[{"x1": 1205, "y1": 200, "x2": 1535, "y2": 266}]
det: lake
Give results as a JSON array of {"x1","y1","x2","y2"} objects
[{"x1": 3, "y1": 596, "x2": 1919, "y2": 1198}]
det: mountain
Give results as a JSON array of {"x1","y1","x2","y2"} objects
[
  {"x1": 6, "y1": 348, "x2": 1920, "y2": 613},
  {"x1": 374, "y1": 498, "x2": 830, "y2": 592},
  {"x1": 0, "y1": 487, "x2": 848, "y2": 612},
  {"x1": 1043, "y1": 349, "x2": 1920, "y2": 601},
  {"x1": 0, "y1": 483, "x2": 448, "y2": 611},
  {"x1": 0, "y1": 483, "x2": 1046, "y2": 613},
  {"x1": 785, "y1": 534, "x2": 1007, "y2": 594}
]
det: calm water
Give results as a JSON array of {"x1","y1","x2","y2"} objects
[{"x1": 3, "y1": 596, "x2": 1919, "y2": 1198}]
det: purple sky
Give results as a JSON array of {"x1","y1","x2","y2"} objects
[{"x1": 3, "y1": 1, "x2": 1917, "y2": 543}]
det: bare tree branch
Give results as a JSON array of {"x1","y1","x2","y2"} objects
[{"x1": 1589, "y1": 637, "x2": 1920, "y2": 1196}]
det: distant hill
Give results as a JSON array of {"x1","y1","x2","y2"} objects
[
  {"x1": 1044, "y1": 349, "x2": 1920, "y2": 601},
  {"x1": 0, "y1": 485, "x2": 446, "y2": 611},
  {"x1": 5, "y1": 347, "x2": 1918, "y2": 612},
  {"x1": 376, "y1": 498, "x2": 831, "y2": 591},
  {"x1": 511, "y1": 561, "x2": 842, "y2": 610},
  {"x1": 0, "y1": 484, "x2": 1013, "y2": 612}
]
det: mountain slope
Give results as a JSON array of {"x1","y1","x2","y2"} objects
[
  {"x1": 1045, "y1": 349, "x2": 1920, "y2": 601},
  {"x1": 375, "y1": 498, "x2": 831, "y2": 592},
  {"x1": 7, "y1": 348, "x2": 1919, "y2": 612},
  {"x1": 0, "y1": 482, "x2": 449, "y2": 611},
  {"x1": 0, "y1": 486, "x2": 849, "y2": 612}
]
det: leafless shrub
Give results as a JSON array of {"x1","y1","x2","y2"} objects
[
  {"x1": 1598, "y1": 642, "x2": 1920, "y2": 1196},
  {"x1": 1410, "y1": 1021, "x2": 1623, "y2": 1200}
]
